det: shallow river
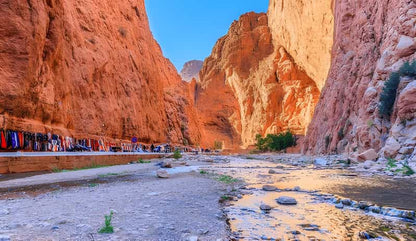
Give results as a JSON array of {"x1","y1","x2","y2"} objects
[{"x1": 207, "y1": 158, "x2": 416, "y2": 241}]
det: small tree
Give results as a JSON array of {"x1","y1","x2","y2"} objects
[
  {"x1": 379, "y1": 60, "x2": 416, "y2": 118},
  {"x1": 173, "y1": 149, "x2": 182, "y2": 159},
  {"x1": 255, "y1": 131, "x2": 296, "y2": 152}
]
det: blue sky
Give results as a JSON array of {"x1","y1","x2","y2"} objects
[{"x1": 145, "y1": 0, "x2": 269, "y2": 72}]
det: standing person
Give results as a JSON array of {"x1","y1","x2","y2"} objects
[{"x1": 151, "y1": 143, "x2": 154, "y2": 152}]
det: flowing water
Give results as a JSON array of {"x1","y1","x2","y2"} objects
[{"x1": 206, "y1": 158, "x2": 416, "y2": 241}]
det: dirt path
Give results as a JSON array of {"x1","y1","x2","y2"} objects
[{"x1": 0, "y1": 160, "x2": 229, "y2": 241}]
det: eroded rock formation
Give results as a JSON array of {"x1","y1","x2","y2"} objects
[
  {"x1": 180, "y1": 60, "x2": 203, "y2": 82},
  {"x1": 267, "y1": 0, "x2": 334, "y2": 90},
  {"x1": 304, "y1": 0, "x2": 416, "y2": 160},
  {"x1": 0, "y1": 0, "x2": 200, "y2": 144},
  {"x1": 195, "y1": 12, "x2": 320, "y2": 149}
]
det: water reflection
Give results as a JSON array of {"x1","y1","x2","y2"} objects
[{"x1": 208, "y1": 158, "x2": 416, "y2": 240}]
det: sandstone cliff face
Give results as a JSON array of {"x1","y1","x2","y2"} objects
[
  {"x1": 180, "y1": 60, "x2": 203, "y2": 82},
  {"x1": 268, "y1": 0, "x2": 334, "y2": 90},
  {"x1": 304, "y1": 0, "x2": 416, "y2": 158},
  {"x1": 0, "y1": 0, "x2": 200, "y2": 144},
  {"x1": 196, "y1": 12, "x2": 320, "y2": 149}
]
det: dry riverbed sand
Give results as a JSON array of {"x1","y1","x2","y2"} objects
[{"x1": 0, "y1": 160, "x2": 229, "y2": 241}]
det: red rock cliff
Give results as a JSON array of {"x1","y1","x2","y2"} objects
[
  {"x1": 196, "y1": 12, "x2": 320, "y2": 149},
  {"x1": 0, "y1": 0, "x2": 200, "y2": 144},
  {"x1": 304, "y1": 0, "x2": 416, "y2": 159}
]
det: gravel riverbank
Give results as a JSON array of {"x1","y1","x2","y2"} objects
[{"x1": 0, "y1": 160, "x2": 229, "y2": 241}]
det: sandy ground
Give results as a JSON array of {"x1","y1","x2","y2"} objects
[{"x1": 0, "y1": 160, "x2": 229, "y2": 241}]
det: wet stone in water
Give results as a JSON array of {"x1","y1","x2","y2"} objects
[
  {"x1": 259, "y1": 204, "x2": 272, "y2": 211},
  {"x1": 276, "y1": 196, "x2": 297, "y2": 205},
  {"x1": 262, "y1": 185, "x2": 278, "y2": 191}
]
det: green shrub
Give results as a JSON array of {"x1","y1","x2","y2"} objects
[
  {"x1": 214, "y1": 140, "x2": 223, "y2": 150},
  {"x1": 173, "y1": 149, "x2": 182, "y2": 159},
  {"x1": 98, "y1": 211, "x2": 114, "y2": 234},
  {"x1": 216, "y1": 175, "x2": 239, "y2": 184},
  {"x1": 379, "y1": 60, "x2": 416, "y2": 118},
  {"x1": 255, "y1": 131, "x2": 296, "y2": 152}
]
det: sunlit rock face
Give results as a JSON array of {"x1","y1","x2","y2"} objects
[
  {"x1": 267, "y1": 0, "x2": 334, "y2": 90},
  {"x1": 0, "y1": 0, "x2": 201, "y2": 144},
  {"x1": 304, "y1": 0, "x2": 416, "y2": 157},
  {"x1": 196, "y1": 12, "x2": 319, "y2": 149},
  {"x1": 180, "y1": 60, "x2": 203, "y2": 82}
]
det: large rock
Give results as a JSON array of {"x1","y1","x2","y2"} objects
[
  {"x1": 358, "y1": 149, "x2": 378, "y2": 162},
  {"x1": 0, "y1": 0, "x2": 201, "y2": 145},
  {"x1": 276, "y1": 196, "x2": 297, "y2": 205},
  {"x1": 195, "y1": 12, "x2": 320, "y2": 149},
  {"x1": 383, "y1": 137, "x2": 401, "y2": 158}
]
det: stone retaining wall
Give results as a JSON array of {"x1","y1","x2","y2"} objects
[{"x1": 0, "y1": 154, "x2": 162, "y2": 174}]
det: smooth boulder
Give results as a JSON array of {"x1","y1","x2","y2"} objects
[
  {"x1": 156, "y1": 170, "x2": 169, "y2": 178},
  {"x1": 276, "y1": 196, "x2": 297, "y2": 205},
  {"x1": 260, "y1": 204, "x2": 272, "y2": 211},
  {"x1": 262, "y1": 185, "x2": 278, "y2": 191},
  {"x1": 358, "y1": 149, "x2": 378, "y2": 161}
]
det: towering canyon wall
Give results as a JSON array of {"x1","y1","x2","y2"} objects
[
  {"x1": 195, "y1": 12, "x2": 320, "y2": 149},
  {"x1": 0, "y1": 0, "x2": 200, "y2": 144},
  {"x1": 268, "y1": 0, "x2": 334, "y2": 90},
  {"x1": 304, "y1": 0, "x2": 416, "y2": 159}
]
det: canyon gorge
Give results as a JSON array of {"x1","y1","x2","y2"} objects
[{"x1": 1, "y1": 0, "x2": 416, "y2": 162}]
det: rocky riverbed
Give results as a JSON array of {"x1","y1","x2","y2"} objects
[{"x1": 0, "y1": 153, "x2": 416, "y2": 240}]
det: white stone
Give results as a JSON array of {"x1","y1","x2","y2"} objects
[
  {"x1": 363, "y1": 160, "x2": 375, "y2": 170},
  {"x1": 397, "y1": 35, "x2": 415, "y2": 51},
  {"x1": 314, "y1": 158, "x2": 328, "y2": 166}
]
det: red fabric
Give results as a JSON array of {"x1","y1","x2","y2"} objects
[
  {"x1": 18, "y1": 132, "x2": 24, "y2": 148},
  {"x1": 0, "y1": 131, "x2": 6, "y2": 149}
]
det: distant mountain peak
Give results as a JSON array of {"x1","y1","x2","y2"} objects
[{"x1": 179, "y1": 60, "x2": 203, "y2": 82}]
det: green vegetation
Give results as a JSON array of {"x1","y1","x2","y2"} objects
[
  {"x1": 98, "y1": 211, "x2": 114, "y2": 234},
  {"x1": 199, "y1": 170, "x2": 208, "y2": 174},
  {"x1": 173, "y1": 149, "x2": 182, "y2": 159},
  {"x1": 379, "y1": 226, "x2": 391, "y2": 232},
  {"x1": 245, "y1": 156, "x2": 256, "y2": 160},
  {"x1": 367, "y1": 120, "x2": 374, "y2": 128},
  {"x1": 52, "y1": 164, "x2": 110, "y2": 173},
  {"x1": 387, "y1": 158, "x2": 398, "y2": 169},
  {"x1": 138, "y1": 159, "x2": 151, "y2": 164},
  {"x1": 98, "y1": 173, "x2": 119, "y2": 178},
  {"x1": 379, "y1": 60, "x2": 416, "y2": 118},
  {"x1": 403, "y1": 164, "x2": 415, "y2": 176},
  {"x1": 255, "y1": 131, "x2": 296, "y2": 152},
  {"x1": 213, "y1": 140, "x2": 223, "y2": 150},
  {"x1": 88, "y1": 183, "x2": 98, "y2": 188},
  {"x1": 385, "y1": 158, "x2": 415, "y2": 176},
  {"x1": 220, "y1": 195, "x2": 232, "y2": 201},
  {"x1": 216, "y1": 175, "x2": 239, "y2": 184}
]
